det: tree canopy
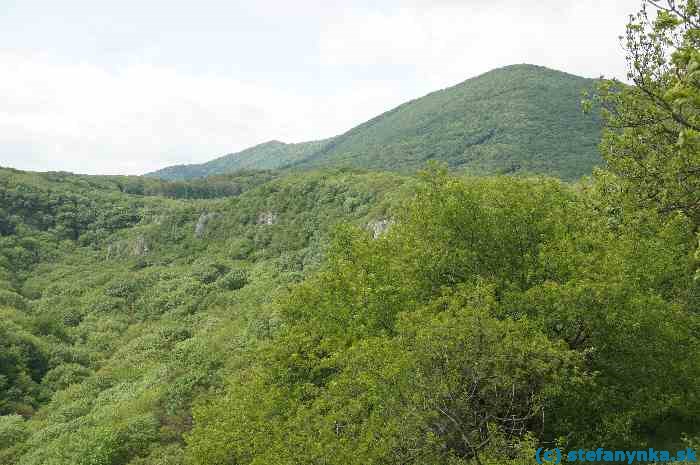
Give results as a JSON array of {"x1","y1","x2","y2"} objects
[{"x1": 1, "y1": 2, "x2": 699, "y2": 464}]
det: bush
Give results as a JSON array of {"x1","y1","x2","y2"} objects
[
  {"x1": 190, "y1": 262, "x2": 229, "y2": 284},
  {"x1": 218, "y1": 269, "x2": 248, "y2": 290},
  {"x1": 41, "y1": 364, "x2": 92, "y2": 392},
  {"x1": 0, "y1": 290, "x2": 27, "y2": 310},
  {"x1": 105, "y1": 277, "x2": 142, "y2": 300},
  {"x1": 0, "y1": 414, "x2": 28, "y2": 448}
]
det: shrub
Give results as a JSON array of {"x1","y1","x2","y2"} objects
[{"x1": 218, "y1": 269, "x2": 248, "y2": 291}]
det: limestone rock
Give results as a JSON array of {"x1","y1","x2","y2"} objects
[
  {"x1": 257, "y1": 211, "x2": 277, "y2": 225},
  {"x1": 132, "y1": 235, "x2": 149, "y2": 256},
  {"x1": 106, "y1": 235, "x2": 150, "y2": 258},
  {"x1": 195, "y1": 212, "x2": 220, "y2": 238},
  {"x1": 368, "y1": 218, "x2": 393, "y2": 239}
]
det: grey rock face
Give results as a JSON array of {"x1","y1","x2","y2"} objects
[
  {"x1": 257, "y1": 211, "x2": 277, "y2": 225},
  {"x1": 132, "y1": 235, "x2": 149, "y2": 256},
  {"x1": 195, "y1": 212, "x2": 220, "y2": 238},
  {"x1": 107, "y1": 235, "x2": 150, "y2": 258},
  {"x1": 368, "y1": 218, "x2": 393, "y2": 239}
]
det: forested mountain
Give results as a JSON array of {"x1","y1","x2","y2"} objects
[
  {"x1": 147, "y1": 140, "x2": 331, "y2": 181},
  {"x1": 147, "y1": 64, "x2": 602, "y2": 181},
  {"x1": 2, "y1": 1, "x2": 700, "y2": 463}
]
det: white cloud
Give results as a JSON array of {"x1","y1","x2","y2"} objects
[
  {"x1": 319, "y1": 0, "x2": 640, "y2": 90},
  {"x1": 0, "y1": 52, "x2": 407, "y2": 174}
]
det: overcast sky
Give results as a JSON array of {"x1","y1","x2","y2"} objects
[{"x1": 1, "y1": 0, "x2": 642, "y2": 175}]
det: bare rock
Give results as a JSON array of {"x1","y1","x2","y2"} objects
[
  {"x1": 132, "y1": 235, "x2": 149, "y2": 256},
  {"x1": 107, "y1": 235, "x2": 150, "y2": 259},
  {"x1": 368, "y1": 218, "x2": 393, "y2": 239},
  {"x1": 257, "y1": 211, "x2": 277, "y2": 226},
  {"x1": 195, "y1": 212, "x2": 220, "y2": 238}
]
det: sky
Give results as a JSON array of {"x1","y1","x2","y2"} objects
[{"x1": 0, "y1": 0, "x2": 642, "y2": 175}]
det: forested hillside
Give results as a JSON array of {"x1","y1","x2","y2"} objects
[
  {"x1": 147, "y1": 65, "x2": 602, "y2": 181},
  {"x1": 2, "y1": 1, "x2": 700, "y2": 464},
  {"x1": 0, "y1": 166, "x2": 409, "y2": 464},
  {"x1": 147, "y1": 140, "x2": 331, "y2": 181},
  {"x1": 1, "y1": 160, "x2": 698, "y2": 464}
]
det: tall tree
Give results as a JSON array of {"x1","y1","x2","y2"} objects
[{"x1": 595, "y1": 0, "x2": 700, "y2": 227}]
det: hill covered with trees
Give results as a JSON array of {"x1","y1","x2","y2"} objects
[
  {"x1": 147, "y1": 64, "x2": 602, "y2": 181},
  {"x1": 1, "y1": 1, "x2": 700, "y2": 464},
  {"x1": 0, "y1": 165, "x2": 410, "y2": 464},
  {"x1": 1, "y1": 160, "x2": 698, "y2": 464}
]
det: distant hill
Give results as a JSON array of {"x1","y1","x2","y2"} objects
[
  {"x1": 148, "y1": 139, "x2": 331, "y2": 181},
  {"x1": 147, "y1": 64, "x2": 602, "y2": 181}
]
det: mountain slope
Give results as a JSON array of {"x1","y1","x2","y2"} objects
[
  {"x1": 147, "y1": 64, "x2": 602, "y2": 180},
  {"x1": 147, "y1": 139, "x2": 333, "y2": 180},
  {"x1": 0, "y1": 166, "x2": 410, "y2": 465},
  {"x1": 1, "y1": 165, "x2": 698, "y2": 463}
]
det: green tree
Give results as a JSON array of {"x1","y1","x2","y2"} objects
[{"x1": 595, "y1": 0, "x2": 700, "y2": 226}]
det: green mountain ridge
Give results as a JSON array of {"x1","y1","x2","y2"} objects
[
  {"x1": 148, "y1": 139, "x2": 332, "y2": 180},
  {"x1": 147, "y1": 64, "x2": 602, "y2": 181}
]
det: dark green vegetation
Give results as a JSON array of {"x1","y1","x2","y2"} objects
[
  {"x1": 1, "y1": 160, "x2": 698, "y2": 464},
  {"x1": 591, "y1": 0, "x2": 700, "y2": 227},
  {"x1": 2, "y1": 2, "x2": 700, "y2": 463},
  {"x1": 148, "y1": 65, "x2": 602, "y2": 181},
  {"x1": 148, "y1": 141, "x2": 329, "y2": 181},
  {"x1": 0, "y1": 166, "x2": 408, "y2": 464}
]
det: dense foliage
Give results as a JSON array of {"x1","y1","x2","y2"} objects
[
  {"x1": 185, "y1": 168, "x2": 699, "y2": 464},
  {"x1": 0, "y1": 166, "x2": 408, "y2": 465},
  {"x1": 148, "y1": 65, "x2": 602, "y2": 182},
  {"x1": 591, "y1": 0, "x2": 700, "y2": 230},
  {"x1": 147, "y1": 141, "x2": 329, "y2": 181},
  {"x1": 1, "y1": 159, "x2": 698, "y2": 464},
  {"x1": 1, "y1": 2, "x2": 699, "y2": 464}
]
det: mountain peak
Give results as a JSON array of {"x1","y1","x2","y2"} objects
[{"x1": 147, "y1": 64, "x2": 601, "y2": 181}]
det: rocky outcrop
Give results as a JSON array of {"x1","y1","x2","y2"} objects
[
  {"x1": 257, "y1": 211, "x2": 277, "y2": 225},
  {"x1": 368, "y1": 218, "x2": 393, "y2": 239},
  {"x1": 132, "y1": 235, "x2": 149, "y2": 256},
  {"x1": 195, "y1": 212, "x2": 220, "y2": 238},
  {"x1": 106, "y1": 234, "x2": 150, "y2": 258}
]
